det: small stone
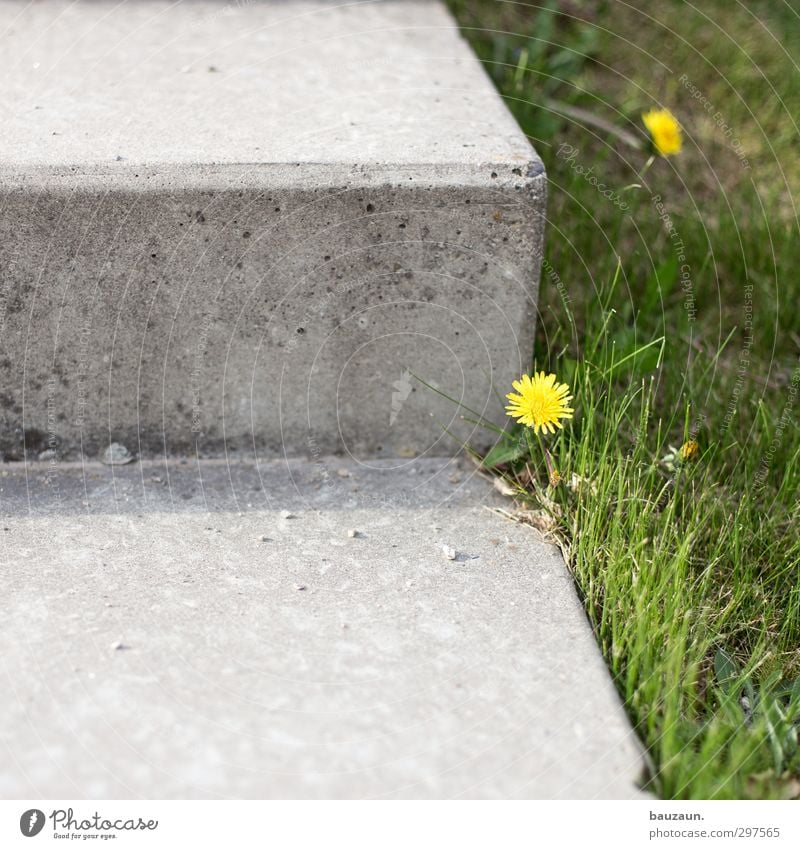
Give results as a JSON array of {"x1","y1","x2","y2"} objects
[
  {"x1": 110, "y1": 641, "x2": 127, "y2": 651},
  {"x1": 336, "y1": 468, "x2": 351, "y2": 478},
  {"x1": 441, "y1": 544, "x2": 457, "y2": 560},
  {"x1": 294, "y1": 584, "x2": 307, "y2": 591},
  {"x1": 102, "y1": 442, "x2": 134, "y2": 465},
  {"x1": 257, "y1": 534, "x2": 272, "y2": 542},
  {"x1": 280, "y1": 510, "x2": 295, "y2": 519},
  {"x1": 493, "y1": 476, "x2": 516, "y2": 497},
  {"x1": 149, "y1": 475, "x2": 163, "y2": 483},
  {"x1": 38, "y1": 448, "x2": 58, "y2": 462},
  {"x1": 346, "y1": 528, "x2": 361, "y2": 538}
]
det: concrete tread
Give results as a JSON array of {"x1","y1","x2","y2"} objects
[
  {"x1": 0, "y1": 0, "x2": 536, "y2": 170},
  {"x1": 1, "y1": 457, "x2": 647, "y2": 799}
]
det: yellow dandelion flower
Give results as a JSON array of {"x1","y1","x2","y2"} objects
[
  {"x1": 505, "y1": 372, "x2": 574, "y2": 435},
  {"x1": 642, "y1": 108, "x2": 682, "y2": 156},
  {"x1": 679, "y1": 439, "x2": 699, "y2": 461}
]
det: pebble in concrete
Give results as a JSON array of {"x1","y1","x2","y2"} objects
[{"x1": 102, "y1": 443, "x2": 135, "y2": 466}]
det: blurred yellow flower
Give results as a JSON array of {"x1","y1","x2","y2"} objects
[
  {"x1": 505, "y1": 372, "x2": 574, "y2": 435},
  {"x1": 679, "y1": 439, "x2": 699, "y2": 461},
  {"x1": 642, "y1": 108, "x2": 682, "y2": 156}
]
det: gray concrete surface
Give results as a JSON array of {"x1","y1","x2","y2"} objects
[
  {"x1": 0, "y1": 457, "x2": 647, "y2": 799},
  {"x1": 0, "y1": 0, "x2": 546, "y2": 460}
]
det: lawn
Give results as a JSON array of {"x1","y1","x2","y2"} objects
[{"x1": 447, "y1": 0, "x2": 800, "y2": 799}]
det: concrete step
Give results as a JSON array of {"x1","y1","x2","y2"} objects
[
  {"x1": 0, "y1": 457, "x2": 646, "y2": 799},
  {"x1": 0, "y1": 0, "x2": 545, "y2": 461}
]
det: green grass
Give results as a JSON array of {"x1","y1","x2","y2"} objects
[{"x1": 447, "y1": 0, "x2": 800, "y2": 799}]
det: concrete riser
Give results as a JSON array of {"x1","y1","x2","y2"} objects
[{"x1": 0, "y1": 168, "x2": 544, "y2": 460}]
